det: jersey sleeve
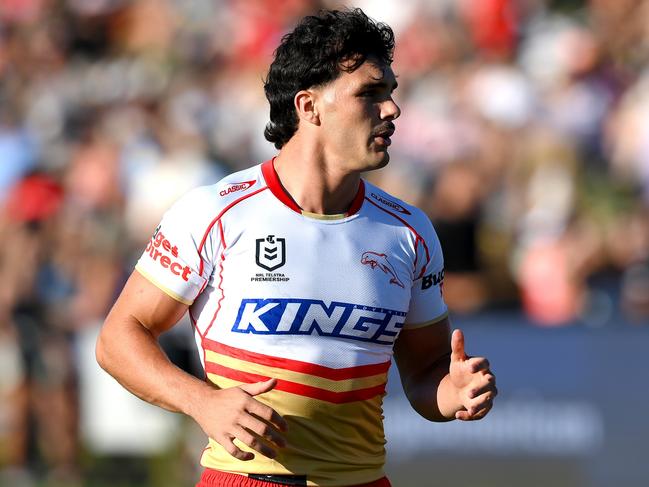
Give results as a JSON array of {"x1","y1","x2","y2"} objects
[
  {"x1": 403, "y1": 216, "x2": 448, "y2": 329},
  {"x1": 135, "y1": 188, "x2": 217, "y2": 305}
]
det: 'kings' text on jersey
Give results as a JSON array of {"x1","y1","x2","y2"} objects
[{"x1": 232, "y1": 298, "x2": 407, "y2": 344}]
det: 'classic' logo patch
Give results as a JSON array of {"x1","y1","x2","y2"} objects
[
  {"x1": 219, "y1": 180, "x2": 256, "y2": 197},
  {"x1": 369, "y1": 192, "x2": 411, "y2": 215}
]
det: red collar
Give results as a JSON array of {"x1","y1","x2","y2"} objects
[{"x1": 261, "y1": 159, "x2": 365, "y2": 217}]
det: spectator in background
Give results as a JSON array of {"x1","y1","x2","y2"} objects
[{"x1": 0, "y1": 175, "x2": 79, "y2": 485}]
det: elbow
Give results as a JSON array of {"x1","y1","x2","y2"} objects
[
  {"x1": 409, "y1": 399, "x2": 453, "y2": 423},
  {"x1": 403, "y1": 383, "x2": 454, "y2": 423},
  {"x1": 95, "y1": 326, "x2": 110, "y2": 372}
]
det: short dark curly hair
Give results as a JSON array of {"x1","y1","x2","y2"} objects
[{"x1": 263, "y1": 8, "x2": 395, "y2": 149}]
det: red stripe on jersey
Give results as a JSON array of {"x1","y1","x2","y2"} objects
[
  {"x1": 365, "y1": 197, "x2": 431, "y2": 278},
  {"x1": 201, "y1": 220, "x2": 227, "y2": 345},
  {"x1": 262, "y1": 159, "x2": 365, "y2": 217},
  {"x1": 204, "y1": 362, "x2": 387, "y2": 404},
  {"x1": 203, "y1": 338, "x2": 391, "y2": 380},
  {"x1": 189, "y1": 309, "x2": 209, "y2": 381},
  {"x1": 197, "y1": 186, "x2": 268, "y2": 276}
]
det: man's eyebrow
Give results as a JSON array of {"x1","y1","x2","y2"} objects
[{"x1": 359, "y1": 79, "x2": 399, "y2": 91}]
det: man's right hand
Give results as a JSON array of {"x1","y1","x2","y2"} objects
[
  {"x1": 97, "y1": 273, "x2": 288, "y2": 461},
  {"x1": 193, "y1": 378, "x2": 288, "y2": 461}
]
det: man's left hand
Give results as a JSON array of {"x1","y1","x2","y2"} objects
[{"x1": 449, "y1": 328, "x2": 497, "y2": 421}]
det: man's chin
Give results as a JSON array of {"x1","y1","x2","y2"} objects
[
  {"x1": 370, "y1": 151, "x2": 390, "y2": 170},
  {"x1": 355, "y1": 150, "x2": 390, "y2": 172}
]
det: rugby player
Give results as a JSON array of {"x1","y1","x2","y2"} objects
[{"x1": 96, "y1": 8, "x2": 497, "y2": 487}]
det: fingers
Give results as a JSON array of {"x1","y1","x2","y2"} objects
[
  {"x1": 239, "y1": 379, "x2": 288, "y2": 432},
  {"x1": 455, "y1": 402, "x2": 493, "y2": 421},
  {"x1": 240, "y1": 378, "x2": 278, "y2": 397},
  {"x1": 450, "y1": 329, "x2": 466, "y2": 362},
  {"x1": 218, "y1": 434, "x2": 255, "y2": 461},
  {"x1": 215, "y1": 395, "x2": 287, "y2": 460},
  {"x1": 457, "y1": 385, "x2": 498, "y2": 421},
  {"x1": 448, "y1": 331, "x2": 497, "y2": 421},
  {"x1": 232, "y1": 426, "x2": 279, "y2": 459},
  {"x1": 204, "y1": 380, "x2": 289, "y2": 462},
  {"x1": 239, "y1": 413, "x2": 287, "y2": 449},
  {"x1": 467, "y1": 374, "x2": 496, "y2": 399},
  {"x1": 245, "y1": 394, "x2": 289, "y2": 433},
  {"x1": 468, "y1": 388, "x2": 497, "y2": 414},
  {"x1": 466, "y1": 356, "x2": 490, "y2": 374}
]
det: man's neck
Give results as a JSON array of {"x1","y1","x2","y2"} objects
[{"x1": 273, "y1": 139, "x2": 362, "y2": 216}]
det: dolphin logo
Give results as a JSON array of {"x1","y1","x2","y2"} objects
[{"x1": 361, "y1": 251, "x2": 405, "y2": 288}]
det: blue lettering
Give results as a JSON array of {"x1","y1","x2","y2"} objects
[{"x1": 231, "y1": 298, "x2": 407, "y2": 344}]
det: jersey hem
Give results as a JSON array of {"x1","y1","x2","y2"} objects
[
  {"x1": 404, "y1": 311, "x2": 449, "y2": 330},
  {"x1": 134, "y1": 265, "x2": 194, "y2": 305},
  {"x1": 198, "y1": 465, "x2": 387, "y2": 487}
]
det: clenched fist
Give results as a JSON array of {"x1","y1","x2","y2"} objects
[{"x1": 449, "y1": 329, "x2": 497, "y2": 421}]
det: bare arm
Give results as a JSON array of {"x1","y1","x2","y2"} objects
[
  {"x1": 394, "y1": 318, "x2": 497, "y2": 422},
  {"x1": 96, "y1": 271, "x2": 287, "y2": 460}
]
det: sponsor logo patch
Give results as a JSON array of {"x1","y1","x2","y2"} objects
[
  {"x1": 422, "y1": 269, "x2": 444, "y2": 295},
  {"x1": 232, "y1": 298, "x2": 407, "y2": 344},
  {"x1": 369, "y1": 192, "x2": 411, "y2": 215},
  {"x1": 361, "y1": 251, "x2": 405, "y2": 288},
  {"x1": 145, "y1": 228, "x2": 192, "y2": 281},
  {"x1": 219, "y1": 180, "x2": 256, "y2": 197}
]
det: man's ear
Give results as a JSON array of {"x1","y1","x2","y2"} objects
[{"x1": 294, "y1": 90, "x2": 320, "y2": 125}]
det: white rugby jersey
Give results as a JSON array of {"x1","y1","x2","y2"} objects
[{"x1": 135, "y1": 159, "x2": 447, "y2": 486}]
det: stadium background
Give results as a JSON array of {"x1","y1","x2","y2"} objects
[{"x1": 0, "y1": 0, "x2": 648, "y2": 486}]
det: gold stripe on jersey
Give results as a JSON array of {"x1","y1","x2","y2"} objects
[
  {"x1": 201, "y1": 376, "x2": 386, "y2": 487},
  {"x1": 204, "y1": 350, "x2": 387, "y2": 393}
]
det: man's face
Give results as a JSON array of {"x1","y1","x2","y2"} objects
[{"x1": 313, "y1": 58, "x2": 400, "y2": 172}]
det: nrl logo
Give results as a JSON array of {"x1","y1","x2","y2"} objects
[{"x1": 255, "y1": 235, "x2": 286, "y2": 272}]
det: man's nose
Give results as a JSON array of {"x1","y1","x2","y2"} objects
[{"x1": 381, "y1": 97, "x2": 401, "y2": 120}]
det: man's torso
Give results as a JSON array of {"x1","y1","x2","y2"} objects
[{"x1": 135, "y1": 160, "x2": 447, "y2": 486}]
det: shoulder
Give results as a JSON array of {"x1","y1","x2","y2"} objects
[
  {"x1": 166, "y1": 164, "x2": 266, "y2": 220},
  {"x1": 363, "y1": 181, "x2": 434, "y2": 237}
]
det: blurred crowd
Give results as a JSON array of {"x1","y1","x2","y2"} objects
[{"x1": 1, "y1": 0, "x2": 648, "y2": 485}]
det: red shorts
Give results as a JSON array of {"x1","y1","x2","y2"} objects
[{"x1": 196, "y1": 468, "x2": 392, "y2": 487}]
